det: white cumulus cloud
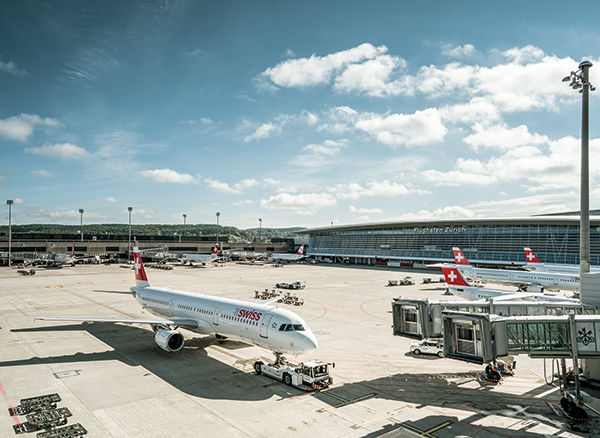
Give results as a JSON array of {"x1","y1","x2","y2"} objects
[
  {"x1": 25, "y1": 143, "x2": 91, "y2": 160},
  {"x1": 260, "y1": 192, "x2": 336, "y2": 210},
  {"x1": 140, "y1": 169, "x2": 197, "y2": 184},
  {"x1": 0, "y1": 114, "x2": 61, "y2": 142}
]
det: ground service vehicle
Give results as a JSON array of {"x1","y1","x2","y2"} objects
[
  {"x1": 254, "y1": 355, "x2": 333, "y2": 390},
  {"x1": 275, "y1": 281, "x2": 306, "y2": 290},
  {"x1": 410, "y1": 339, "x2": 443, "y2": 357}
]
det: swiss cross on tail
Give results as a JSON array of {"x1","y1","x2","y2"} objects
[
  {"x1": 452, "y1": 247, "x2": 472, "y2": 266},
  {"x1": 212, "y1": 244, "x2": 219, "y2": 255},
  {"x1": 296, "y1": 244, "x2": 305, "y2": 255},
  {"x1": 441, "y1": 266, "x2": 472, "y2": 287},
  {"x1": 133, "y1": 248, "x2": 150, "y2": 287},
  {"x1": 524, "y1": 248, "x2": 543, "y2": 264}
]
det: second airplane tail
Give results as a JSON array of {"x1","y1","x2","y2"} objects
[
  {"x1": 133, "y1": 247, "x2": 151, "y2": 288},
  {"x1": 441, "y1": 266, "x2": 472, "y2": 287}
]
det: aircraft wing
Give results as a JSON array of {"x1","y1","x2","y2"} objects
[
  {"x1": 490, "y1": 293, "x2": 537, "y2": 302},
  {"x1": 34, "y1": 316, "x2": 200, "y2": 328}
]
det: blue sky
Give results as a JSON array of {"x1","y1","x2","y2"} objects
[{"x1": 1, "y1": 1, "x2": 600, "y2": 229}]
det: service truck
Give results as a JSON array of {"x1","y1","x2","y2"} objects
[{"x1": 254, "y1": 355, "x2": 333, "y2": 391}]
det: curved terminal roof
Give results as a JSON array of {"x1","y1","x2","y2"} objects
[{"x1": 297, "y1": 215, "x2": 600, "y2": 235}]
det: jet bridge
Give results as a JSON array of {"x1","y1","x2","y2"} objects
[
  {"x1": 441, "y1": 313, "x2": 600, "y2": 363},
  {"x1": 392, "y1": 298, "x2": 597, "y2": 341}
]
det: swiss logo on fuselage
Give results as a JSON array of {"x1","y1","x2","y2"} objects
[{"x1": 234, "y1": 308, "x2": 262, "y2": 321}]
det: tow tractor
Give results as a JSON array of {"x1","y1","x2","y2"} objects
[{"x1": 254, "y1": 353, "x2": 333, "y2": 391}]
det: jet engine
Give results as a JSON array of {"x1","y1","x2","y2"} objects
[
  {"x1": 521, "y1": 285, "x2": 544, "y2": 293},
  {"x1": 154, "y1": 328, "x2": 185, "y2": 352}
]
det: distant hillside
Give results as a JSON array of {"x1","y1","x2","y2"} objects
[{"x1": 12, "y1": 224, "x2": 307, "y2": 242}]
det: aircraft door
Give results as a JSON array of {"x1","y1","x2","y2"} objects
[
  {"x1": 169, "y1": 299, "x2": 176, "y2": 317},
  {"x1": 260, "y1": 314, "x2": 273, "y2": 338},
  {"x1": 213, "y1": 308, "x2": 220, "y2": 326}
]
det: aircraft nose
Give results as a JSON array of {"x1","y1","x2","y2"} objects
[{"x1": 301, "y1": 332, "x2": 318, "y2": 353}]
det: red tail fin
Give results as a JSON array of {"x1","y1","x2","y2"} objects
[
  {"x1": 524, "y1": 248, "x2": 543, "y2": 264},
  {"x1": 296, "y1": 244, "x2": 305, "y2": 255},
  {"x1": 133, "y1": 247, "x2": 150, "y2": 287},
  {"x1": 71, "y1": 242, "x2": 75, "y2": 257},
  {"x1": 441, "y1": 266, "x2": 472, "y2": 287},
  {"x1": 212, "y1": 244, "x2": 219, "y2": 255},
  {"x1": 452, "y1": 247, "x2": 472, "y2": 266}
]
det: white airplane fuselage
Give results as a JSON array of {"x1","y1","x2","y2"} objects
[
  {"x1": 132, "y1": 284, "x2": 317, "y2": 355},
  {"x1": 448, "y1": 284, "x2": 579, "y2": 303},
  {"x1": 457, "y1": 266, "x2": 580, "y2": 292}
]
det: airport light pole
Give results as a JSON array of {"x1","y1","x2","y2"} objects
[
  {"x1": 7, "y1": 200, "x2": 13, "y2": 267},
  {"x1": 128, "y1": 207, "x2": 133, "y2": 262},
  {"x1": 216, "y1": 212, "x2": 220, "y2": 254},
  {"x1": 79, "y1": 209, "x2": 84, "y2": 242},
  {"x1": 563, "y1": 61, "x2": 595, "y2": 277},
  {"x1": 183, "y1": 214, "x2": 187, "y2": 237},
  {"x1": 259, "y1": 218, "x2": 262, "y2": 242}
]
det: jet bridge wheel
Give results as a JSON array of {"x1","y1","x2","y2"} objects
[
  {"x1": 560, "y1": 397, "x2": 589, "y2": 422},
  {"x1": 254, "y1": 361, "x2": 263, "y2": 375}
]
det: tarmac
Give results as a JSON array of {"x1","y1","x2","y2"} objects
[{"x1": 0, "y1": 260, "x2": 599, "y2": 437}]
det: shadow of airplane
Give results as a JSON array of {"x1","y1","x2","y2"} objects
[{"x1": 10, "y1": 322, "x2": 275, "y2": 401}]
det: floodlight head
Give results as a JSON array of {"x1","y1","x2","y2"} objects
[
  {"x1": 591, "y1": 86, "x2": 597, "y2": 91},
  {"x1": 563, "y1": 76, "x2": 572, "y2": 82}
]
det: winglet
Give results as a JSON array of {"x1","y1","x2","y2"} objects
[
  {"x1": 524, "y1": 248, "x2": 543, "y2": 264},
  {"x1": 441, "y1": 266, "x2": 472, "y2": 287},
  {"x1": 452, "y1": 247, "x2": 472, "y2": 266},
  {"x1": 133, "y1": 247, "x2": 151, "y2": 287}
]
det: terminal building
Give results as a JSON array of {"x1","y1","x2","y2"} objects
[{"x1": 300, "y1": 213, "x2": 600, "y2": 268}]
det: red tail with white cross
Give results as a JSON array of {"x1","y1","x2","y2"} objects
[
  {"x1": 441, "y1": 266, "x2": 472, "y2": 287},
  {"x1": 452, "y1": 247, "x2": 472, "y2": 266},
  {"x1": 133, "y1": 247, "x2": 151, "y2": 287}
]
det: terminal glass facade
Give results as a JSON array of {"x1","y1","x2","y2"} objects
[{"x1": 303, "y1": 217, "x2": 600, "y2": 267}]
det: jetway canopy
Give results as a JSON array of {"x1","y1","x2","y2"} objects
[
  {"x1": 392, "y1": 298, "x2": 597, "y2": 341},
  {"x1": 443, "y1": 313, "x2": 600, "y2": 364}
]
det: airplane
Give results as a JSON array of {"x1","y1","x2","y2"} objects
[
  {"x1": 271, "y1": 244, "x2": 306, "y2": 262},
  {"x1": 35, "y1": 247, "x2": 318, "y2": 359},
  {"x1": 440, "y1": 265, "x2": 579, "y2": 303},
  {"x1": 523, "y1": 247, "x2": 600, "y2": 275},
  {"x1": 179, "y1": 244, "x2": 219, "y2": 265},
  {"x1": 37, "y1": 242, "x2": 77, "y2": 267},
  {"x1": 452, "y1": 247, "x2": 580, "y2": 292}
]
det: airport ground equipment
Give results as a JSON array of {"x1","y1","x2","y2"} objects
[
  {"x1": 388, "y1": 276, "x2": 415, "y2": 286},
  {"x1": 13, "y1": 408, "x2": 73, "y2": 434},
  {"x1": 36, "y1": 423, "x2": 87, "y2": 438},
  {"x1": 275, "y1": 281, "x2": 306, "y2": 290},
  {"x1": 422, "y1": 277, "x2": 446, "y2": 284},
  {"x1": 9, "y1": 394, "x2": 62, "y2": 416},
  {"x1": 254, "y1": 354, "x2": 333, "y2": 390},
  {"x1": 17, "y1": 269, "x2": 36, "y2": 275},
  {"x1": 253, "y1": 289, "x2": 303, "y2": 305}
]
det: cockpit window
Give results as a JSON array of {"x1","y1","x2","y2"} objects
[{"x1": 279, "y1": 323, "x2": 303, "y2": 331}]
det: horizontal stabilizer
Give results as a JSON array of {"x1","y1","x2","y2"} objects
[
  {"x1": 92, "y1": 289, "x2": 135, "y2": 294},
  {"x1": 263, "y1": 295, "x2": 284, "y2": 305}
]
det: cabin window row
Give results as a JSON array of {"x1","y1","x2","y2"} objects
[
  {"x1": 223, "y1": 314, "x2": 258, "y2": 326},
  {"x1": 177, "y1": 304, "x2": 212, "y2": 315}
]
